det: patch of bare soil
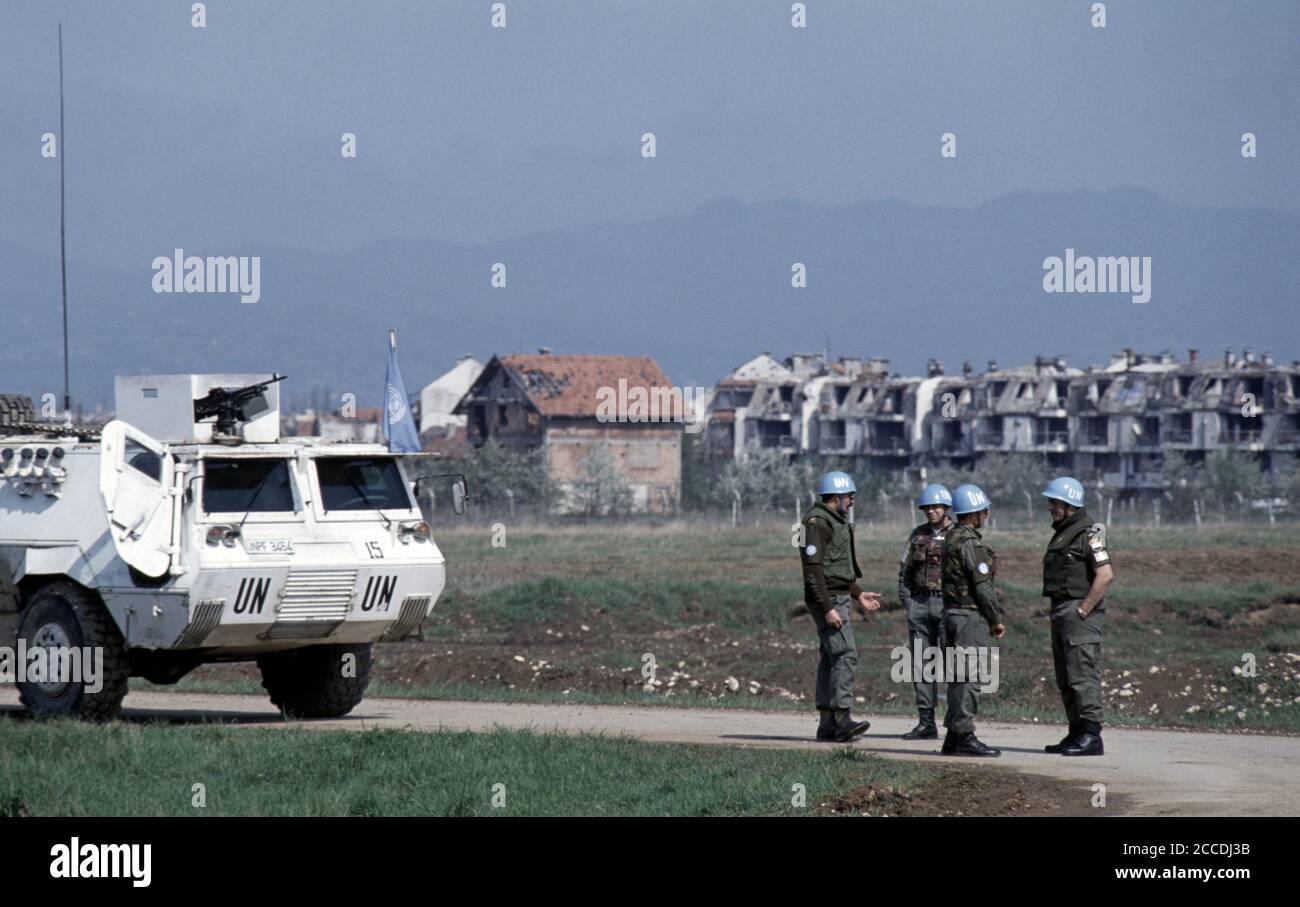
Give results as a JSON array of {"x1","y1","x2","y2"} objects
[{"x1": 814, "y1": 765, "x2": 1121, "y2": 817}]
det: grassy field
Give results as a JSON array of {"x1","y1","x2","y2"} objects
[
  {"x1": 15, "y1": 518, "x2": 1276, "y2": 818},
  {"x1": 167, "y1": 519, "x2": 1300, "y2": 734},
  {"x1": 0, "y1": 716, "x2": 932, "y2": 817}
]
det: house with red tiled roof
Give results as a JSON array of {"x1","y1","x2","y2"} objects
[{"x1": 455, "y1": 351, "x2": 683, "y2": 513}]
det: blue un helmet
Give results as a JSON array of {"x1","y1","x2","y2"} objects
[
  {"x1": 1042, "y1": 476, "x2": 1085, "y2": 508},
  {"x1": 817, "y1": 470, "x2": 856, "y2": 496},
  {"x1": 917, "y1": 483, "x2": 953, "y2": 509},
  {"x1": 952, "y1": 484, "x2": 990, "y2": 515}
]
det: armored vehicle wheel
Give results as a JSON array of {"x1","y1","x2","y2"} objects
[
  {"x1": 17, "y1": 582, "x2": 129, "y2": 720},
  {"x1": 257, "y1": 643, "x2": 372, "y2": 718}
]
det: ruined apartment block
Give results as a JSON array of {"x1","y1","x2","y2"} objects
[{"x1": 707, "y1": 348, "x2": 1300, "y2": 500}]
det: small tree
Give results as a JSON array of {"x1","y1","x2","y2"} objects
[
  {"x1": 1201, "y1": 448, "x2": 1266, "y2": 519},
  {"x1": 431, "y1": 439, "x2": 550, "y2": 516},
  {"x1": 1161, "y1": 451, "x2": 1200, "y2": 521},
  {"x1": 568, "y1": 444, "x2": 633, "y2": 518},
  {"x1": 679, "y1": 432, "x2": 718, "y2": 512},
  {"x1": 715, "y1": 446, "x2": 819, "y2": 517}
]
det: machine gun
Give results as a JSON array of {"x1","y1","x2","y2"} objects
[{"x1": 193, "y1": 374, "x2": 286, "y2": 439}]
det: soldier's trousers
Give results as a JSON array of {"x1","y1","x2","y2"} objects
[
  {"x1": 905, "y1": 593, "x2": 945, "y2": 713},
  {"x1": 1050, "y1": 599, "x2": 1104, "y2": 727},
  {"x1": 809, "y1": 593, "x2": 857, "y2": 710},
  {"x1": 943, "y1": 608, "x2": 989, "y2": 735}
]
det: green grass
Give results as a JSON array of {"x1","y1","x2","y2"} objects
[
  {"x1": 0, "y1": 716, "x2": 928, "y2": 817},
  {"x1": 132, "y1": 520, "x2": 1300, "y2": 734}
]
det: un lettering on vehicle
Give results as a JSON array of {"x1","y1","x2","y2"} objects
[
  {"x1": 233, "y1": 576, "x2": 273, "y2": 615},
  {"x1": 359, "y1": 574, "x2": 398, "y2": 613}
]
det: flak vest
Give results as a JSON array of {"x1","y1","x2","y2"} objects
[
  {"x1": 942, "y1": 524, "x2": 996, "y2": 608},
  {"x1": 906, "y1": 525, "x2": 946, "y2": 594},
  {"x1": 802, "y1": 502, "x2": 858, "y2": 586},
  {"x1": 1042, "y1": 509, "x2": 1094, "y2": 601}
]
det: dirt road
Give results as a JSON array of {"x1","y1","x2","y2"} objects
[{"x1": 4, "y1": 689, "x2": 1295, "y2": 816}]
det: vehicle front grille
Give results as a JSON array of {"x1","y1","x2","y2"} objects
[
  {"x1": 174, "y1": 598, "x2": 224, "y2": 648},
  {"x1": 277, "y1": 568, "x2": 356, "y2": 622},
  {"x1": 380, "y1": 594, "x2": 432, "y2": 642}
]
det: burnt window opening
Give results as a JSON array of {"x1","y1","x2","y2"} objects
[
  {"x1": 1163, "y1": 412, "x2": 1193, "y2": 444},
  {"x1": 1137, "y1": 416, "x2": 1161, "y2": 444},
  {"x1": 1118, "y1": 377, "x2": 1146, "y2": 407},
  {"x1": 1081, "y1": 416, "x2": 1109, "y2": 445}
]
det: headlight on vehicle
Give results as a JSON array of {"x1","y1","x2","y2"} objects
[
  {"x1": 398, "y1": 520, "x2": 430, "y2": 543},
  {"x1": 206, "y1": 525, "x2": 241, "y2": 547}
]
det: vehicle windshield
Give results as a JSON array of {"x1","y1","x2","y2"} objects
[
  {"x1": 315, "y1": 457, "x2": 411, "y2": 511},
  {"x1": 203, "y1": 458, "x2": 296, "y2": 513}
]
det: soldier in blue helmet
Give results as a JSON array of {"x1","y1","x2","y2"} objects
[
  {"x1": 799, "y1": 470, "x2": 883, "y2": 742},
  {"x1": 897, "y1": 483, "x2": 954, "y2": 739},
  {"x1": 939, "y1": 483, "x2": 1005, "y2": 757},
  {"x1": 1041, "y1": 477, "x2": 1114, "y2": 757}
]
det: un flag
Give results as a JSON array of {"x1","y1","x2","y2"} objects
[{"x1": 384, "y1": 335, "x2": 420, "y2": 453}]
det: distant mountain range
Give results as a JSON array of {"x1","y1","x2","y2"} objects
[{"x1": 3, "y1": 186, "x2": 1295, "y2": 412}]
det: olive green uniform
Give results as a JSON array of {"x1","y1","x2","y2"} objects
[
  {"x1": 940, "y1": 524, "x2": 1003, "y2": 735},
  {"x1": 800, "y1": 501, "x2": 866, "y2": 710},
  {"x1": 1043, "y1": 509, "x2": 1110, "y2": 729},
  {"x1": 898, "y1": 520, "x2": 951, "y2": 714}
]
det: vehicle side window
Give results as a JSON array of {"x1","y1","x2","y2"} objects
[
  {"x1": 124, "y1": 438, "x2": 162, "y2": 482},
  {"x1": 315, "y1": 457, "x2": 411, "y2": 511},
  {"x1": 203, "y1": 459, "x2": 296, "y2": 513}
]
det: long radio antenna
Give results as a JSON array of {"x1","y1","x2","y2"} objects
[{"x1": 58, "y1": 23, "x2": 71, "y2": 427}]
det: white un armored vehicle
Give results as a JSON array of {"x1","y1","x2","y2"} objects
[{"x1": 0, "y1": 374, "x2": 463, "y2": 720}]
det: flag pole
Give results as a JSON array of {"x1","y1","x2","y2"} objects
[{"x1": 58, "y1": 23, "x2": 71, "y2": 427}]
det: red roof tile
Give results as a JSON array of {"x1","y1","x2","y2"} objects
[{"x1": 499, "y1": 354, "x2": 673, "y2": 418}]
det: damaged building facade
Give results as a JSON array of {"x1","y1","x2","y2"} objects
[
  {"x1": 704, "y1": 349, "x2": 1300, "y2": 500},
  {"x1": 455, "y1": 352, "x2": 683, "y2": 513}
]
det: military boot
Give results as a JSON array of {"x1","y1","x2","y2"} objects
[
  {"x1": 1045, "y1": 722, "x2": 1081, "y2": 753},
  {"x1": 831, "y1": 709, "x2": 871, "y2": 742},
  {"x1": 1060, "y1": 721, "x2": 1104, "y2": 756},
  {"x1": 949, "y1": 732, "x2": 1001, "y2": 757},
  {"x1": 816, "y1": 708, "x2": 836, "y2": 741},
  {"x1": 902, "y1": 709, "x2": 938, "y2": 740}
]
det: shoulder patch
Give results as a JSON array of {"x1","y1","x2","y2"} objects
[
  {"x1": 1089, "y1": 522, "x2": 1107, "y2": 546},
  {"x1": 977, "y1": 562, "x2": 989, "y2": 575},
  {"x1": 805, "y1": 544, "x2": 817, "y2": 556}
]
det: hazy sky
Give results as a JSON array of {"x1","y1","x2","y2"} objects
[
  {"x1": 1, "y1": 1, "x2": 1296, "y2": 404},
  {"x1": 3, "y1": 0, "x2": 1296, "y2": 262}
]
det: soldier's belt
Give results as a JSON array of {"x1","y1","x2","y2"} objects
[{"x1": 943, "y1": 600, "x2": 978, "y2": 610}]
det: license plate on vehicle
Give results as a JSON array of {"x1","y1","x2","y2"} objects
[{"x1": 244, "y1": 538, "x2": 294, "y2": 555}]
